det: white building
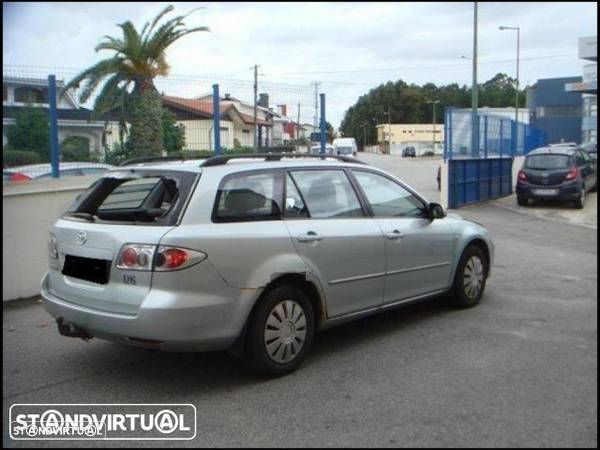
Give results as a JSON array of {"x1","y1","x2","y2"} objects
[{"x1": 3, "y1": 77, "x2": 120, "y2": 159}]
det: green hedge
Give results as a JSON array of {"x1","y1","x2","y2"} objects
[{"x1": 3, "y1": 150, "x2": 42, "y2": 168}]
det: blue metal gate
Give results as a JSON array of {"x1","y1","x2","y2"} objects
[
  {"x1": 448, "y1": 158, "x2": 513, "y2": 209},
  {"x1": 444, "y1": 108, "x2": 546, "y2": 209}
]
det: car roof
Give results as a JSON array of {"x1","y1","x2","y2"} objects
[{"x1": 527, "y1": 146, "x2": 579, "y2": 156}]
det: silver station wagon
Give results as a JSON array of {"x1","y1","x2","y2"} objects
[{"x1": 42, "y1": 154, "x2": 494, "y2": 376}]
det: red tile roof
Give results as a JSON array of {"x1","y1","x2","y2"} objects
[{"x1": 162, "y1": 95, "x2": 272, "y2": 126}]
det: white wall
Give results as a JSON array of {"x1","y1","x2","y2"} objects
[{"x1": 3, "y1": 176, "x2": 98, "y2": 301}]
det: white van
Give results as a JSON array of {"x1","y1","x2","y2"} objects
[{"x1": 333, "y1": 138, "x2": 358, "y2": 156}]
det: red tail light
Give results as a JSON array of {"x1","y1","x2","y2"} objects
[
  {"x1": 154, "y1": 246, "x2": 206, "y2": 271},
  {"x1": 116, "y1": 244, "x2": 206, "y2": 272},
  {"x1": 518, "y1": 170, "x2": 527, "y2": 182},
  {"x1": 564, "y1": 167, "x2": 580, "y2": 181}
]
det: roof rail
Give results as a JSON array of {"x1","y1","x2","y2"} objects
[
  {"x1": 119, "y1": 154, "x2": 210, "y2": 167},
  {"x1": 200, "y1": 153, "x2": 367, "y2": 167}
]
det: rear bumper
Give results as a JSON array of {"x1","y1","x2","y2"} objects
[
  {"x1": 41, "y1": 271, "x2": 259, "y2": 352},
  {"x1": 516, "y1": 181, "x2": 581, "y2": 201}
]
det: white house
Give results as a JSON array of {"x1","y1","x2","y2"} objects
[{"x1": 2, "y1": 76, "x2": 121, "y2": 159}]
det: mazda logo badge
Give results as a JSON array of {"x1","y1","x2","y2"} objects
[{"x1": 76, "y1": 231, "x2": 87, "y2": 245}]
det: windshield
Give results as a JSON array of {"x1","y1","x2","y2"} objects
[
  {"x1": 64, "y1": 170, "x2": 198, "y2": 225},
  {"x1": 525, "y1": 154, "x2": 571, "y2": 170}
]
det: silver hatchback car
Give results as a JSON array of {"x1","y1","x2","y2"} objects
[{"x1": 42, "y1": 154, "x2": 494, "y2": 376}]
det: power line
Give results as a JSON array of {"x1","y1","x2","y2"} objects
[{"x1": 267, "y1": 53, "x2": 579, "y2": 77}]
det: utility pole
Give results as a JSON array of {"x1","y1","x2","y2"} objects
[
  {"x1": 253, "y1": 64, "x2": 258, "y2": 149},
  {"x1": 297, "y1": 102, "x2": 301, "y2": 141},
  {"x1": 313, "y1": 81, "x2": 320, "y2": 133},
  {"x1": 384, "y1": 102, "x2": 392, "y2": 154},
  {"x1": 471, "y1": 2, "x2": 479, "y2": 158},
  {"x1": 427, "y1": 100, "x2": 440, "y2": 153}
]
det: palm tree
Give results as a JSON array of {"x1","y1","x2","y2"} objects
[{"x1": 65, "y1": 5, "x2": 209, "y2": 157}]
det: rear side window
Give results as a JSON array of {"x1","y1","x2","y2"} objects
[
  {"x1": 64, "y1": 170, "x2": 198, "y2": 226},
  {"x1": 525, "y1": 155, "x2": 571, "y2": 170},
  {"x1": 289, "y1": 169, "x2": 364, "y2": 219},
  {"x1": 214, "y1": 171, "x2": 282, "y2": 222}
]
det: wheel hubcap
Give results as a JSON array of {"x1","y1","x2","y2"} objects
[
  {"x1": 463, "y1": 255, "x2": 485, "y2": 300},
  {"x1": 264, "y1": 300, "x2": 307, "y2": 364}
]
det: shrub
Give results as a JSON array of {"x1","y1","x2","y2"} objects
[
  {"x1": 3, "y1": 150, "x2": 42, "y2": 167},
  {"x1": 5, "y1": 105, "x2": 50, "y2": 161},
  {"x1": 61, "y1": 136, "x2": 91, "y2": 162},
  {"x1": 163, "y1": 109, "x2": 186, "y2": 153}
]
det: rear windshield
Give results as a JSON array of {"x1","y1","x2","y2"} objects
[
  {"x1": 64, "y1": 169, "x2": 198, "y2": 225},
  {"x1": 525, "y1": 154, "x2": 571, "y2": 170}
]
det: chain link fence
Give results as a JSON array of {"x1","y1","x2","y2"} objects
[{"x1": 3, "y1": 65, "x2": 320, "y2": 182}]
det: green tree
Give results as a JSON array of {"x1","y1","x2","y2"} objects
[
  {"x1": 65, "y1": 5, "x2": 209, "y2": 157},
  {"x1": 5, "y1": 105, "x2": 50, "y2": 161},
  {"x1": 162, "y1": 109, "x2": 186, "y2": 153},
  {"x1": 339, "y1": 73, "x2": 526, "y2": 149}
]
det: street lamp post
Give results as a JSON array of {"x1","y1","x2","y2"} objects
[
  {"x1": 471, "y1": 2, "x2": 479, "y2": 158},
  {"x1": 427, "y1": 100, "x2": 440, "y2": 153},
  {"x1": 499, "y1": 25, "x2": 521, "y2": 126}
]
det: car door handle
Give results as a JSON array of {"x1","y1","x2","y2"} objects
[
  {"x1": 296, "y1": 232, "x2": 323, "y2": 243},
  {"x1": 386, "y1": 230, "x2": 404, "y2": 240}
]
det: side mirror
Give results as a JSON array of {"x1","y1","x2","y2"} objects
[{"x1": 428, "y1": 202, "x2": 446, "y2": 220}]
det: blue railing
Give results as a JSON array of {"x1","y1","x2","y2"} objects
[{"x1": 444, "y1": 108, "x2": 547, "y2": 160}]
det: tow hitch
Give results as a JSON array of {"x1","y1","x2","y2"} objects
[{"x1": 56, "y1": 317, "x2": 92, "y2": 341}]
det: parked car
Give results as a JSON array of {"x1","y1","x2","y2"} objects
[
  {"x1": 402, "y1": 147, "x2": 416, "y2": 157},
  {"x1": 516, "y1": 146, "x2": 597, "y2": 209},
  {"x1": 3, "y1": 162, "x2": 113, "y2": 182},
  {"x1": 332, "y1": 137, "x2": 357, "y2": 156},
  {"x1": 42, "y1": 154, "x2": 494, "y2": 376},
  {"x1": 310, "y1": 144, "x2": 334, "y2": 155},
  {"x1": 581, "y1": 141, "x2": 597, "y2": 162}
]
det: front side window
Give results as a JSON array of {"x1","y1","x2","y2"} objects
[
  {"x1": 289, "y1": 169, "x2": 363, "y2": 219},
  {"x1": 352, "y1": 170, "x2": 427, "y2": 218},
  {"x1": 214, "y1": 171, "x2": 281, "y2": 222}
]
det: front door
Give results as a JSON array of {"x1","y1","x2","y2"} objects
[
  {"x1": 351, "y1": 169, "x2": 456, "y2": 303},
  {"x1": 283, "y1": 169, "x2": 385, "y2": 318}
]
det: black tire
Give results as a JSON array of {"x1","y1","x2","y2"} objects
[
  {"x1": 448, "y1": 245, "x2": 488, "y2": 308},
  {"x1": 517, "y1": 195, "x2": 528, "y2": 206},
  {"x1": 574, "y1": 188, "x2": 585, "y2": 209},
  {"x1": 243, "y1": 284, "x2": 315, "y2": 377}
]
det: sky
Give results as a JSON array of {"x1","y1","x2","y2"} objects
[{"x1": 3, "y1": 1, "x2": 597, "y2": 128}]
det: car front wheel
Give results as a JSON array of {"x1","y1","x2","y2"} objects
[
  {"x1": 449, "y1": 245, "x2": 488, "y2": 308},
  {"x1": 243, "y1": 284, "x2": 315, "y2": 376}
]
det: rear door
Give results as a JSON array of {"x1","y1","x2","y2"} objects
[
  {"x1": 350, "y1": 169, "x2": 456, "y2": 303},
  {"x1": 283, "y1": 168, "x2": 385, "y2": 318}
]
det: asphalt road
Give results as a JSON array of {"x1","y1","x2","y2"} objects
[{"x1": 3, "y1": 154, "x2": 597, "y2": 447}]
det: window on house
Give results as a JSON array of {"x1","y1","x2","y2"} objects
[{"x1": 14, "y1": 86, "x2": 48, "y2": 104}]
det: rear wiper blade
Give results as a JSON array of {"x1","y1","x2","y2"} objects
[{"x1": 66, "y1": 212, "x2": 96, "y2": 222}]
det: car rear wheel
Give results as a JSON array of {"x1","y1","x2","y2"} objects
[
  {"x1": 517, "y1": 195, "x2": 528, "y2": 206},
  {"x1": 243, "y1": 284, "x2": 315, "y2": 376},
  {"x1": 448, "y1": 245, "x2": 488, "y2": 308},
  {"x1": 574, "y1": 188, "x2": 585, "y2": 209}
]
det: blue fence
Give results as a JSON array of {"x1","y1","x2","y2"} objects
[{"x1": 444, "y1": 108, "x2": 547, "y2": 160}]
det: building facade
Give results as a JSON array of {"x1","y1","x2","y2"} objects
[
  {"x1": 527, "y1": 77, "x2": 583, "y2": 144},
  {"x1": 3, "y1": 77, "x2": 120, "y2": 159},
  {"x1": 565, "y1": 36, "x2": 597, "y2": 144},
  {"x1": 376, "y1": 123, "x2": 444, "y2": 155}
]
